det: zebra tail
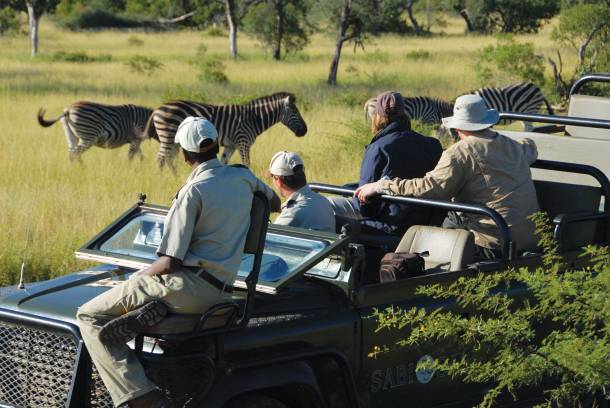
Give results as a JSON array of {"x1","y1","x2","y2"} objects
[
  {"x1": 143, "y1": 114, "x2": 159, "y2": 141},
  {"x1": 37, "y1": 108, "x2": 65, "y2": 128}
]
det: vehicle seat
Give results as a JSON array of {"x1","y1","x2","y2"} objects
[
  {"x1": 395, "y1": 225, "x2": 475, "y2": 273},
  {"x1": 565, "y1": 94, "x2": 610, "y2": 140},
  {"x1": 534, "y1": 180, "x2": 603, "y2": 250},
  {"x1": 136, "y1": 192, "x2": 269, "y2": 338}
]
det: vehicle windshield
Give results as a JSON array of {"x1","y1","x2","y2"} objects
[{"x1": 98, "y1": 213, "x2": 339, "y2": 283}]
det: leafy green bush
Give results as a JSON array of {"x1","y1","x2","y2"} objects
[
  {"x1": 0, "y1": 6, "x2": 20, "y2": 36},
  {"x1": 193, "y1": 46, "x2": 229, "y2": 84},
  {"x1": 125, "y1": 55, "x2": 163, "y2": 75},
  {"x1": 457, "y1": 0, "x2": 559, "y2": 33},
  {"x1": 205, "y1": 26, "x2": 226, "y2": 37},
  {"x1": 60, "y1": 7, "x2": 151, "y2": 30},
  {"x1": 50, "y1": 51, "x2": 113, "y2": 63},
  {"x1": 475, "y1": 37, "x2": 546, "y2": 87},
  {"x1": 372, "y1": 213, "x2": 610, "y2": 407}
]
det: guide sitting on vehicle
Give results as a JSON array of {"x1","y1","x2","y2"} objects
[
  {"x1": 269, "y1": 150, "x2": 336, "y2": 233},
  {"x1": 328, "y1": 91, "x2": 443, "y2": 235},
  {"x1": 76, "y1": 116, "x2": 280, "y2": 408},
  {"x1": 355, "y1": 94, "x2": 540, "y2": 258}
]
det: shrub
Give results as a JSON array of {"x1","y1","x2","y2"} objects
[
  {"x1": 0, "y1": 6, "x2": 19, "y2": 36},
  {"x1": 61, "y1": 8, "x2": 152, "y2": 30},
  {"x1": 127, "y1": 36, "x2": 144, "y2": 47},
  {"x1": 458, "y1": 0, "x2": 559, "y2": 33},
  {"x1": 205, "y1": 26, "x2": 226, "y2": 37},
  {"x1": 372, "y1": 213, "x2": 610, "y2": 407},
  {"x1": 125, "y1": 55, "x2": 163, "y2": 76},
  {"x1": 406, "y1": 49, "x2": 432, "y2": 61},
  {"x1": 475, "y1": 37, "x2": 546, "y2": 87},
  {"x1": 50, "y1": 51, "x2": 113, "y2": 63},
  {"x1": 193, "y1": 46, "x2": 229, "y2": 84}
]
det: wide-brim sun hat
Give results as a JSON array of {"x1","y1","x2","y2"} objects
[
  {"x1": 442, "y1": 94, "x2": 499, "y2": 131},
  {"x1": 175, "y1": 116, "x2": 218, "y2": 153}
]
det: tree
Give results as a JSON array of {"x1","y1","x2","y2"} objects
[
  {"x1": 452, "y1": 0, "x2": 559, "y2": 33},
  {"x1": 372, "y1": 214, "x2": 610, "y2": 407},
  {"x1": 548, "y1": 4, "x2": 610, "y2": 99},
  {"x1": 243, "y1": 0, "x2": 311, "y2": 60},
  {"x1": 0, "y1": 0, "x2": 59, "y2": 56}
]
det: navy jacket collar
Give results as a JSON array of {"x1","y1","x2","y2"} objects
[{"x1": 368, "y1": 122, "x2": 410, "y2": 145}]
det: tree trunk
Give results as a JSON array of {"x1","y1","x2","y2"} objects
[
  {"x1": 26, "y1": 1, "x2": 39, "y2": 57},
  {"x1": 327, "y1": 0, "x2": 351, "y2": 86},
  {"x1": 459, "y1": 9, "x2": 474, "y2": 32},
  {"x1": 273, "y1": 0, "x2": 284, "y2": 60},
  {"x1": 224, "y1": 0, "x2": 238, "y2": 59},
  {"x1": 406, "y1": 0, "x2": 421, "y2": 35}
]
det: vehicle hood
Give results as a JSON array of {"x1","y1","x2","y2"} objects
[{"x1": 0, "y1": 265, "x2": 130, "y2": 325}]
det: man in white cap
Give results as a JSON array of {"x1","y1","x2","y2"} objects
[
  {"x1": 268, "y1": 151, "x2": 335, "y2": 233},
  {"x1": 355, "y1": 94, "x2": 540, "y2": 258},
  {"x1": 77, "y1": 116, "x2": 280, "y2": 408}
]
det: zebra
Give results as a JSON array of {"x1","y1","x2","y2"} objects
[
  {"x1": 144, "y1": 92, "x2": 308, "y2": 170},
  {"x1": 37, "y1": 102, "x2": 156, "y2": 161},
  {"x1": 364, "y1": 82, "x2": 554, "y2": 131},
  {"x1": 364, "y1": 96, "x2": 453, "y2": 125}
]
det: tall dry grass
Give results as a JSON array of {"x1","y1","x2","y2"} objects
[{"x1": 0, "y1": 16, "x2": 569, "y2": 284}]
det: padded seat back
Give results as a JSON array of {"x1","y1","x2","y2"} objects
[
  {"x1": 396, "y1": 226, "x2": 475, "y2": 273},
  {"x1": 534, "y1": 180, "x2": 602, "y2": 249},
  {"x1": 566, "y1": 94, "x2": 610, "y2": 140}
]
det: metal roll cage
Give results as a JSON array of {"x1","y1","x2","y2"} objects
[{"x1": 569, "y1": 72, "x2": 610, "y2": 96}]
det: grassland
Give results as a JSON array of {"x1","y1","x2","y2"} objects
[{"x1": 0, "y1": 16, "x2": 572, "y2": 284}]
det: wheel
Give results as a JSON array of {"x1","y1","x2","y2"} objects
[{"x1": 224, "y1": 394, "x2": 288, "y2": 408}]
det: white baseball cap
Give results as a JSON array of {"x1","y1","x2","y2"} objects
[
  {"x1": 268, "y1": 151, "x2": 304, "y2": 176},
  {"x1": 175, "y1": 116, "x2": 218, "y2": 153},
  {"x1": 442, "y1": 94, "x2": 499, "y2": 131}
]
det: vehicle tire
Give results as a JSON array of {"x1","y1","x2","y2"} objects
[{"x1": 224, "y1": 394, "x2": 289, "y2": 408}]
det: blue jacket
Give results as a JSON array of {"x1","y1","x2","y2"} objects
[{"x1": 355, "y1": 122, "x2": 443, "y2": 234}]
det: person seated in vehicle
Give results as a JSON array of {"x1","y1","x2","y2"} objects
[
  {"x1": 355, "y1": 94, "x2": 540, "y2": 259},
  {"x1": 328, "y1": 91, "x2": 443, "y2": 236},
  {"x1": 268, "y1": 150, "x2": 336, "y2": 233},
  {"x1": 76, "y1": 117, "x2": 280, "y2": 408}
]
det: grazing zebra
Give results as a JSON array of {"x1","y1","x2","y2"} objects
[
  {"x1": 145, "y1": 92, "x2": 308, "y2": 170},
  {"x1": 37, "y1": 102, "x2": 155, "y2": 161},
  {"x1": 364, "y1": 82, "x2": 553, "y2": 131}
]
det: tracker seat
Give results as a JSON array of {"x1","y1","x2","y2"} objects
[{"x1": 395, "y1": 225, "x2": 475, "y2": 273}]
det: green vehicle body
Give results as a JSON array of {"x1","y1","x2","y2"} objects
[{"x1": 1, "y1": 96, "x2": 610, "y2": 407}]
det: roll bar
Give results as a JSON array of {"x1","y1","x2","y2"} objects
[
  {"x1": 498, "y1": 112, "x2": 610, "y2": 129},
  {"x1": 309, "y1": 183, "x2": 516, "y2": 261},
  {"x1": 570, "y1": 73, "x2": 610, "y2": 96}
]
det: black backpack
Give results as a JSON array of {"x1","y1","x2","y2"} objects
[{"x1": 379, "y1": 251, "x2": 428, "y2": 282}]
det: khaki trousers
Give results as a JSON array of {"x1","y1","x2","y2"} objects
[{"x1": 76, "y1": 269, "x2": 227, "y2": 407}]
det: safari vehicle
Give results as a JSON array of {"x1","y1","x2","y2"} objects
[{"x1": 0, "y1": 114, "x2": 609, "y2": 408}]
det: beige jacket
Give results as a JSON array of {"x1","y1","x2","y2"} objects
[{"x1": 379, "y1": 130, "x2": 540, "y2": 250}]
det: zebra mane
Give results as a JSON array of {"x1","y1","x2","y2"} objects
[{"x1": 245, "y1": 92, "x2": 295, "y2": 107}]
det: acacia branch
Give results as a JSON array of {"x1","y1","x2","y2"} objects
[
  {"x1": 158, "y1": 11, "x2": 196, "y2": 24},
  {"x1": 578, "y1": 21, "x2": 609, "y2": 69}
]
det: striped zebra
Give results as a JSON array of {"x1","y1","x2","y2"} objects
[
  {"x1": 145, "y1": 92, "x2": 308, "y2": 170},
  {"x1": 364, "y1": 82, "x2": 553, "y2": 131},
  {"x1": 37, "y1": 102, "x2": 155, "y2": 161},
  {"x1": 364, "y1": 96, "x2": 453, "y2": 125}
]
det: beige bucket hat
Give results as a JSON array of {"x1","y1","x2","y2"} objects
[{"x1": 442, "y1": 94, "x2": 499, "y2": 131}]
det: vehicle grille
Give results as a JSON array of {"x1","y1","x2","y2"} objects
[
  {"x1": 90, "y1": 364, "x2": 114, "y2": 408},
  {"x1": 0, "y1": 320, "x2": 79, "y2": 407}
]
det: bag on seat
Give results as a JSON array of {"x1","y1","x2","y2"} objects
[{"x1": 379, "y1": 252, "x2": 426, "y2": 282}]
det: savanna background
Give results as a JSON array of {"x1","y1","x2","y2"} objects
[{"x1": 0, "y1": 0, "x2": 608, "y2": 285}]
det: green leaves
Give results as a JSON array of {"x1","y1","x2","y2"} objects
[{"x1": 372, "y1": 213, "x2": 610, "y2": 406}]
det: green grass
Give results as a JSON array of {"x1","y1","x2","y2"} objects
[{"x1": 0, "y1": 16, "x2": 574, "y2": 285}]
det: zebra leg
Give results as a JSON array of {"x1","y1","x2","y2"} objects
[
  {"x1": 70, "y1": 141, "x2": 93, "y2": 162},
  {"x1": 61, "y1": 117, "x2": 78, "y2": 155},
  {"x1": 238, "y1": 144, "x2": 251, "y2": 167},
  {"x1": 221, "y1": 147, "x2": 236, "y2": 165},
  {"x1": 128, "y1": 140, "x2": 143, "y2": 161}
]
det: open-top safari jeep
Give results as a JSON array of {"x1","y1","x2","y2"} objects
[{"x1": 0, "y1": 108, "x2": 609, "y2": 408}]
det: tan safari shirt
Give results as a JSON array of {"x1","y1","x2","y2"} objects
[
  {"x1": 274, "y1": 185, "x2": 336, "y2": 233},
  {"x1": 157, "y1": 159, "x2": 275, "y2": 285},
  {"x1": 379, "y1": 130, "x2": 540, "y2": 251}
]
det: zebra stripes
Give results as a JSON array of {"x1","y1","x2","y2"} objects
[
  {"x1": 37, "y1": 102, "x2": 155, "y2": 161},
  {"x1": 364, "y1": 82, "x2": 553, "y2": 130},
  {"x1": 364, "y1": 96, "x2": 453, "y2": 125},
  {"x1": 145, "y1": 92, "x2": 308, "y2": 169}
]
